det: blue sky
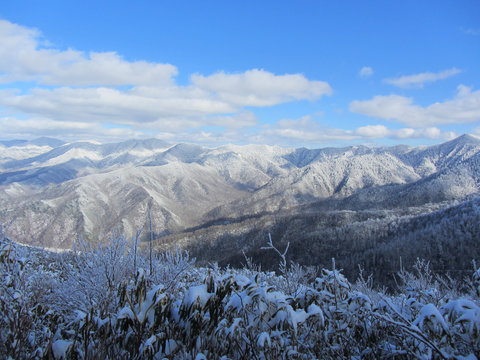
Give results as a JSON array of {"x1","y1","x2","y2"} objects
[{"x1": 0, "y1": 1, "x2": 479, "y2": 147}]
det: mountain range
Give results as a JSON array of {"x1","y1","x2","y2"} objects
[{"x1": 1, "y1": 134, "x2": 480, "y2": 264}]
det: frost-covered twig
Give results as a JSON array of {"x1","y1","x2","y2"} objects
[
  {"x1": 261, "y1": 233, "x2": 292, "y2": 292},
  {"x1": 261, "y1": 233, "x2": 289, "y2": 274},
  {"x1": 373, "y1": 312, "x2": 449, "y2": 359}
]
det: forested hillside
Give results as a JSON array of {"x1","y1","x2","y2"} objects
[{"x1": 1, "y1": 231, "x2": 479, "y2": 359}]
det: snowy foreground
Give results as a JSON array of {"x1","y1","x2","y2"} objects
[{"x1": 1, "y1": 232, "x2": 480, "y2": 359}]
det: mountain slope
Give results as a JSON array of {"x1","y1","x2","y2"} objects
[{"x1": 1, "y1": 135, "x2": 480, "y2": 248}]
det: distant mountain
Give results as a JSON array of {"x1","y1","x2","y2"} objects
[
  {"x1": 1, "y1": 135, "x2": 480, "y2": 251},
  {"x1": 0, "y1": 137, "x2": 65, "y2": 148},
  {"x1": 0, "y1": 138, "x2": 171, "y2": 186},
  {"x1": 0, "y1": 137, "x2": 67, "y2": 164},
  {"x1": 0, "y1": 139, "x2": 29, "y2": 147}
]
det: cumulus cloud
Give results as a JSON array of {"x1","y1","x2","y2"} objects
[
  {"x1": 0, "y1": 87, "x2": 236, "y2": 124},
  {"x1": 353, "y1": 125, "x2": 450, "y2": 140},
  {"x1": 354, "y1": 124, "x2": 389, "y2": 138},
  {"x1": 383, "y1": 67, "x2": 461, "y2": 88},
  {"x1": 0, "y1": 117, "x2": 144, "y2": 142},
  {"x1": 205, "y1": 111, "x2": 258, "y2": 129},
  {"x1": 261, "y1": 116, "x2": 346, "y2": 142},
  {"x1": 191, "y1": 69, "x2": 332, "y2": 107},
  {"x1": 258, "y1": 116, "x2": 456, "y2": 146},
  {"x1": 349, "y1": 85, "x2": 480, "y2": 127},
  {"x1": 2, "y1": 18, "x2": 468, "y2": 147},
  {"x1": 359, "y1": 66, "x2": 373, "y2": 78},
  {"x1": 0, "y1": 20, "x2": 177, "y2": 86},
  {"x1": 0, "y1": 19, "x2": 332, "y2": 142}
]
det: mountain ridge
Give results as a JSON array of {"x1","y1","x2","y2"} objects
[{"x1": 1, "y1": 134, "x2": 480, "y2": 249}]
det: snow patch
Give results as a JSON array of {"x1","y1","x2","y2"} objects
[
  {"x1": 52, "y1": 339, "x2": 73, "y2": 359},
  {"x1": 184, "y1": 284, "x2": 213, "y2": 307}
]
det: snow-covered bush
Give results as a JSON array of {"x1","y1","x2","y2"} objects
[
  {"x1": 0, "y1": 230, "x2": 60, "y2": 358},
  {"x1": 1, "y1": 227, "x2": 480, "y2": 359}
]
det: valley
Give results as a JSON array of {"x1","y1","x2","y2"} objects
[{"x1": 1, "y1": 134, "x2": 480, "y2": 285}]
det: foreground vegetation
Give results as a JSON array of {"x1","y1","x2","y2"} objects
[{"x1": 1, "y1": 229, "x2": 479, "y2": 359}]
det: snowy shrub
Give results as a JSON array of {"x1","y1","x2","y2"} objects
[
  {"x1": 0, "y1": 232, "x2": 59, "y2": 358},
  {"x1": 1, "y1": 227, "x2": 480, "y2": 359}
]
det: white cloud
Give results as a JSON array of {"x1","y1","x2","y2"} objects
[
  {"x1": 353, "y1": 125, "x2": 447, "y2": 140},
  {"x1": 0, "y1": 87, "x2": 236, "y2": 124},
  {"x1": 0, "y1": 20, "x2": 177, "y2": 86},
  {"x1": 261, "y1": 116, "x2": 346, "y2": 142},
  {"x1": 350, "y1": 95, "x2": 418, "y2": 123},
  {"x1": 191, "y1": 69, "x2": 332, "y2": 107},
  {"x1": 383, "y1": 67, "x2": 461, "y2": 88},
  {"x1": 206, "y1": 111, "x2": 258, "y2": 129},
  {"x1": 0, "y1": 117, "x2": 143, "y2": 142},
  {"x1": 359, "y1": 66, "x2": 373, "y2": 78},
  {"x1": 0, "y1": 19, "x2": 333, "y2": 142},
  {"x1": 1, "y1": 19, "x2": 466, "y2": 148},
  {"x1": 2, "y1": 113, "x2": 453, "y2": 147},
  {"x1": 257, "y1": 116, "x2": 456, "y2": 147},
  {"x1": 254, "y1": 116, "x2": 337, "y2": 146},
  {"x1": 349, "y1": 85, "x2": 480, "y2": 127},
  {"x1": 354, "y1": 124, "x2": 389, "y2": 138}
]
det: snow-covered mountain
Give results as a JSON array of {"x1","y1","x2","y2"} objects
[
  {"x1": 0, "y1": 137, "x2": 66, "y2": 164},
  {"x1": 1, "y1": 134, "x2": 480, "y2": 248}
]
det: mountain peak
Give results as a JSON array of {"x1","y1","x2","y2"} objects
[
  {"x1": 449, "y1": 133, "x2": 480, "y2": 145},
  {"x1": 424, "y1": 134, "x2": 480, "y2": 154},
  {"x1": 29, "y1": 137, "x2": 66, "y2": 147}
]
